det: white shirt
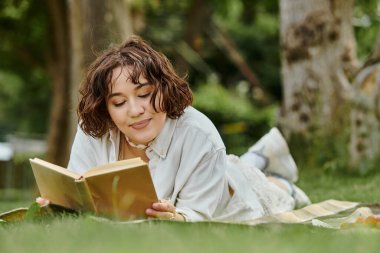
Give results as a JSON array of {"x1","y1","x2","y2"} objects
[{"x1": 68, "y1": 107, "x2": 293, "y2": 221}]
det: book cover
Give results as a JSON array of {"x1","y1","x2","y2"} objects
[{"x1": 30, "y1": 158, "x2": 158, "y2": 220}]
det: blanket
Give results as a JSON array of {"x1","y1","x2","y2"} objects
[
  {"x1": 1, "y1": 199, "x2": 379, "y2": 229},
  {"x1": 247, "y1": 199, "x2": 359, "y2": 225}
]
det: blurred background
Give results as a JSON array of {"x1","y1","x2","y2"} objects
[{"x1": 1, "y1": 0, "x2": 380, "y2": 201}]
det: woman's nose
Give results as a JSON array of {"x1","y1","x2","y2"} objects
[{"x1": 128, "y1": 99, "x2": 144, "y2": 117}]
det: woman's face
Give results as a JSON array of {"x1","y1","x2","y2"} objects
[{"x1": 107, "y1": 66, "x2": 167, "y2": 145}]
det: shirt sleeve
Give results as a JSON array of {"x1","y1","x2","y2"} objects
[
  {"x1": 173, "y1": 129, "x2": 229, "y2": 222},
  {"x1": 67, "y1": 125, "x2": 100, "y2": 174}
]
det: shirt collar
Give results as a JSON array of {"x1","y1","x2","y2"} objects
[
  {"x1": 109, "y1": 127, "x2": 119, "y2": 141},
  {"x1": 108, "y1": 117, "x2": 178, "y2": 160},
  {"x1": 148, "y1": 117, "x2": 178, "y2": 159}
]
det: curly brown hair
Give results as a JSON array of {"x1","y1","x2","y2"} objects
[{"x1": 78, "y1": 36, "x2": 193, "y2": 138}]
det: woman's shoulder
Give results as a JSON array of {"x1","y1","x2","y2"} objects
[
  {"x1": 74, "y1": 124, "x2": 112, "y2": 145},
  {"x1": 176, "y1": 107, "x2": 225, "y2": 149},
  {"x1": 179, "y1": 107, "x2": 215, "y2": 128},
  {"x1": 68, "y1": 125, "x2": 116, "y2": 172}
]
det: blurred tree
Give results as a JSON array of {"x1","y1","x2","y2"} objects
[
  {"x1": 139, "y1": 0, "x2": 283, "y2": 152},
  {"x1": 0, "y1": 0, "x2": 72, "y2": 166},
  {"x1": 0, "y1": 0, "x2": 51, "y2": 137},
  {"x1": 45, "y1": 0, "x2": 71, "y2": 166},
  {"x1": 279, "y1": 0, "x2": 358, "y2": 136},
  {"x1": 3, "y1": 0, "x2": 378, "y2": 171},
  {"x1": 0, "y1": 0, "x2": 136, "y2": 166},
  {"x1": 336, "y1": 0, "x2": 380, "y2": 172},
  {"x1": 67, "y1": 0, "x2": 136, "y2": 156},
  {"x1": 280, "y1": 0, "x2": 380, "y2": 173},
  {"x1": 173, "y1": 0, "x2": 212, "y2": 77},
  {"x1": 63, "y1": 0, "x2": 135, "y2": 165},
  {"x1": 211, "y1": 0, "x2": 280, "y2": 99},
  {"x1": 349, "y1": 59, "x2": 380, "y2": 172},
  {"x1": 353, "y1": 0, "x2": 380, "y2": 60},
  {"x1": 141, "y1": 0, "x2": 279, "y2": 97}
]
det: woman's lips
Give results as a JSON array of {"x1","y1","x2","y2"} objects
[{"x1": 130, "y1": 119, "x2": 151, "y2": 129}]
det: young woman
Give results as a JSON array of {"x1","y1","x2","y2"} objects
[{"x1": 64, "y1": 36, "x2": 310, "y2": 222}]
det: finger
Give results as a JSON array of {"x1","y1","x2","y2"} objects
[
  {"x1": 152, "y1": 201, "x2": 176, "y2": 213},
  {"x1": 36, "y1": 197, "x2": 50, "y2": 207},
  {"x1": 145, "y1": 208, "x2": 174, "y2": 220}
]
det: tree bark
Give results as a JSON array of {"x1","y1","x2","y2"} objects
[
  {"x1": 174, "y1": 0, "x2": 212, "y2": 76},
  {"x1": 211, "y1": 22, "x2": 261, "y2": 90},
  {"x1": 349, "y1": 28, "x2": 380, "y2": 169},
  {"x1": 279, "y1": 0, "x2": 358, "y2": 136},
  {"x1": 67, "y1": 0, "x2": 135, "y2": 155},
  {"x1": 108, "y1": 0, "x2": 135, "y2": 41},
  {"x1": 362, "y1": 30, "x2": 380, "y2": 68},
  {"x1": 67, "y1": 0, "x2": 84, "y2": 145},
  {"x1": 349, "y1": 63, "x2": 380, "y2": 169},
  {"x1": 45, "y1": 0, "x2": 71, "y2": 166}
]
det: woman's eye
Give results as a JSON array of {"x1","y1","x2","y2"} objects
[
  {"x1": 114, "y1": 101, "x2": 125, "y2": 107},
  {"x1": 138, "y1": 92, "x2": 151, "y2": 98}
]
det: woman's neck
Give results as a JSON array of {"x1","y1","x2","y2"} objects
[
  {"x1": 119, "y1": 137, "x2": 149, "y2": 162},
  {"x1": 124, "y1": 135, "x2": 154, "y2": 150}
]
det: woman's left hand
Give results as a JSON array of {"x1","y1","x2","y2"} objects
[{"x1": 145, "y1": 199, "x2": 185, "y2": 221}]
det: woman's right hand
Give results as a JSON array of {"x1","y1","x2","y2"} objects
[
  {"x1": 35, "y1": 197, "x2": 50, "y2": 207},
  {"x1": 145, "y1": 199, "x2": 185, "y2": 221}
]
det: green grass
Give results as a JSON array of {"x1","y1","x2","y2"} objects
[
  {"x1": 1, "y1": 215, "x2": 380, "y2": 253},
  {"x1": 298, "y1": 170, "x2": 380, "y2": 204},
  {"x1": 1, "y1": 171, "x2": 380, "y2": 253}
]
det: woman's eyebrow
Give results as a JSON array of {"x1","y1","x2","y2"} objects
[
  {"x1": 135, "y1": 81, "x2": 151, "y2": 89},
  {"x1": 108, "y1": 92, "x2": 122, "y2": 99},
  {"x1": 107, "y1": 82, "x2": 151, "y2": 99}
]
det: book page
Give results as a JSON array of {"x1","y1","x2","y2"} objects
[
  {"x1": 74, "y1": 179, "x2": 97, "y2": 212},
  {"x1": 85, "y1": 164, "x2": 158, "y2": 220},
  {"x1": 30, "y1": 158, "x2": 80, "y2": 179},
  {"x1": 30, "y1": 158, "x2": 92, "y2": 211},
  {"x1": 83, "y1": 158, "x2": 145, "y2": 178}
]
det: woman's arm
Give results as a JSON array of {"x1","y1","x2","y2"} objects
[
  {"x1": 67, "y1": 125, "x2": 109, "y2": 173},
  {"x1": 170, "y1": 129, "x2": 229, "y2": 221}
]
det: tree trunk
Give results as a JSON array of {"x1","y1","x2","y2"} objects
[
  {"x1": 279, "y1": 0, "x2": 358, "y2": 136},
  {"x1": 67, "y1": 0, "x2": 135, "y2": 155},
  {"x1": 67, "y1": 0, "x2": 84, "y2": 142},
  {"x1": 174, "y1": 0, "x2": 212, "y2": 76},
  {"x1": 45, "y1": 0, "x2": 71, "y2": 166},
  {"x1": 349, "y1": 63, "x2": 380, "y2": 170},
  {"x1": 108, "y1": 0, "x2": 135, "y2": 40},
  {"x1": 349, "y1": 30, "x2": 380, "y2": 170}
]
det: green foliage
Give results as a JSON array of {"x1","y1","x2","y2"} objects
[
  {"x1": 0, "y1": 70, "x2": 50, "y2": 136},
  {"x1": 1, "y1": 0, "x2": 380, "y2": 177},
  {"x1": 354, "y1": 0, "x2": 380, "y2": 60},
  {"x1": 193, "y1": 76, "x2": 276, "y2": 155},
  {"x1": 299, "y1": 170, "x2": 380, "y2": 204},
  {"x1": 212, "y1": 0, "x2": 281, "y2": 98},
  {"x1": 289, "y1": 130, "x2": 350, "y2": 176},
  {"x1": 289, "y1": 124, "x2": 380, "y2": 177},
  {"x1": 141, "y1": 0, "x2": 282, "y2": 99},
  {"x1": 23, "y1": 202, "x2": 40, "y2": 222},
  {"x1": 0, "y1": 1, "x2": 51, "y2": 137}
]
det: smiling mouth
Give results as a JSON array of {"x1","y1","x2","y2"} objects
[{"x1": 130, "y1": 119, "x2": 151, "y2": 129}]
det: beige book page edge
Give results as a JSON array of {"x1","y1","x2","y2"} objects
[
  {"x1": 30, "y1": 158, "x2": 80, "y2": 179},
  {"x1": 83, "y1": 157, "x2": 146, "y2": 178},
  {"x1": 74, "y1": 179, "x2": 97, "y2": 212}
]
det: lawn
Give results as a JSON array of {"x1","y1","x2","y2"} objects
[{"x1": 1, "y1": 170, "x2": 380, "y2": 253}]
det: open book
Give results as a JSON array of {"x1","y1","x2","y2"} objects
[{"x1": 30, "y1": 157, "x2": 158, "y2": 220}]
